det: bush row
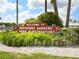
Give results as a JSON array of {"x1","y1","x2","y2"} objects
[
  {"x1": 0, "y1": 28, "x2": 78, "y2": 47},
  {"x1": 0, "y1": 31, "x2": 53, "y2": 47}
]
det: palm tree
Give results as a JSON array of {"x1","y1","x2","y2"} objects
[
  {"x1": 16, "y1": 0, "x2": 19, "y2": 26},
  {"x1": 51, "y1": 0, "x2": 59, "y2": 16},
  {"x1": 45, "y1": 0, "x2": 47, "y2": 12},
  {"x1": 65, "y1": 0, "x2": 71, "y2": 28}
]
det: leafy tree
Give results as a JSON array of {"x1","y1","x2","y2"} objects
[
  {"x1": 37, "y1": 12, "x2": 63, "y2": 27},
  {"x1": 70, "y1": 19, "x2": 73, "y2": 22},
  {"x1": 25, "y1": 18, "x2": 39, "y2": 23},
  {"x1": 0, "y1": 22, "x2": 16, "y2": 26},
  {"x1": 73, "y1": 20, "x2": 77, "y2": 23},
  {"x1": 78, "y1": 20, "x2": 79, "y2": 23}
]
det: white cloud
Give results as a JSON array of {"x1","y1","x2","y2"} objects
[
  {"x1": 18, "y1": 10, "x2": 44, "y2": 23},
  {"x1": 0, "y1": 0, "x2": 23, "y2": 13},
  {"x1": 0, "y1": 10, "x2": 31, "y2": 23},
  {"x1": 13, "y1": 0, "x2": 78, "y2": 24},
  {"x1": 27, "y1": 0, "x2": 79, "y2": 23},
  {"x1": 0, "y1": 14, "x2": 16, "y2": 23},
  {"x1": 18, "y1": 10, "x2": 31, "y2": 23},
  {"x1": 0, "y1": 0, "x2": 23, "y2": 23},
  {"x1": 27, "y1": 0, "x2": 45, "y2": 9},
  {"x1": 0, "y1": 0, "x2": 79, "y2": 24}
]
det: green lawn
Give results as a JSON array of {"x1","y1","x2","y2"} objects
[{"x1": 0, "y1": 51, "x2": 79, "y2": 59}]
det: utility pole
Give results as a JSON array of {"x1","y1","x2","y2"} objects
[
  {"x1": 66, "y1": 0, "x2": 71, "y2": 28},
  {"x1": 45, "y1": 0, "x2": 47, "y2": 12},
  {"x1": 16, "y1": 0, "x2": 19, "y2": 26}
]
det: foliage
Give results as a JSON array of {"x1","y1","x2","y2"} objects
[
  {"x1": 0, "y1": 28, "x2": 78, "y2": 47},
  {"x1": 37, "y1": 12, "x2": 63, "y2": 27},
  {"x1": 72, "y1": 28, "x2": 79, "y2": 36},
  {"x1": 71, "y1": 28, "x2": 79, "y2": 44},
  {"x1": 25, "y1": 18, "x2": 39, "y2": 23},
  {"x1": 1, "y1": 31, "x2": 53, "y2": 47},
  {"x1": 0, "y1": 32, "x2": 4, "y2": 41},
  {"x1": 52, "y1": 28, "x2": 78, "y2": 41},
  {"x1": 0, "y1": 22, "x2": 16, "y2": 26}
]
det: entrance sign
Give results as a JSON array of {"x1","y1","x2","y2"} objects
[
  {"x1": 24, "y1": 23, "x2": 47, "y2": 27},
  {"x1": 14, "y1": 23, "x2": 61, "y2": 32}
]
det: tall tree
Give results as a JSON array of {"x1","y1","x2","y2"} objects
[
  {"x1": 16, "y1": 0, "x2": 19, "y2": 26},
  {"x1": 0, "y1": 17, "x2": 2, "y2": 20},
  {"x1": 65, "y1": 0, "x2": 71, "y2": 28},
  {"x1": 51, "y1": 0, "x2": 59, "y2": 16},
  {"x1": 45, "y1": 0, "x2": 47, "y2": 12},
  {"x1": 37, "y1": 12, "x2": 63, "y2": 27}
]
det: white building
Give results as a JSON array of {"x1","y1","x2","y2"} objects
[
  {"x1": 0, "y1": 25, "x2": 5, "y2": 32},
  {"x1": 69, "y1": 23, "x2": 79, "y2": 28}
]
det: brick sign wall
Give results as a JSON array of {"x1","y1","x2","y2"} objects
[{"x1": 14, "y1": 23, "x2": 61, "y2": 33}]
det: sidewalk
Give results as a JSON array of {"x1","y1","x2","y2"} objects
[{"x1": 0, "y1": 43, "x2": 79, "y2": 57}]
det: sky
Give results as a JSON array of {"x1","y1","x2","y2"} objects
[{"x1": 0, "y1": 0, "x2": 79, "y2": 24}]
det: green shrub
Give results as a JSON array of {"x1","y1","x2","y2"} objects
[
  {"x1": 52, "y1": 28, "x2": 78, "y2": 41},
  {"x1": 72, "y1": 28, "x2": 79, "y2": 38},
  {"x1": 1, "y1": 31, "x2": 53, "y2": 47},
  {"x1": 2, "y1": 32, "x2": 18, "y2": 46},
  {"x1": 1, "y1": 28, "x2": 78, "y2": 47},
  {"x1": 0, "y1": 32, "x2": 4, "y2": 41}
]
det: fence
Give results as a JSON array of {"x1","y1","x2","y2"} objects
[{"x1": 22, "y1": 40, "x2": 76, "y2": 47}]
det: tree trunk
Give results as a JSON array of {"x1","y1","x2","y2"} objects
[
  {"x1": 65, "y1": 0, "x2": 71, "y2": 28},
  {"x1": 45, "y1": 0, "x2": 47, "y2": 12},
  {"x1": 51, "y1": 0, "x2": 59, "y2": 16}
]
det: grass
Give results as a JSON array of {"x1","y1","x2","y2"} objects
[
  {"x1": 0, "y1": 51, "x2": 14, "y2": 59},
  {"x1": 0, "y1": 51, "x2": 79, "y2": 59}
]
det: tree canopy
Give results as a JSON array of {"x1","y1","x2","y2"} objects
[
  {"x1": 0, "y1": 22, "x2": 16, "y2": 26},
  {"x1": 24, "y1": 12, "x2": 63, "y2": 27},
  {"x1": 37, "y1": 12, "x2": 63, "y2": 27},
  {"x1": 25, "y1": 18, "x2": 39, "y2": 23}
]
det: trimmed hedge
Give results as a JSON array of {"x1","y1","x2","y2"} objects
[
  {"x1": 0, "y1": 31, "x2": 53, "y2": 47},
  {"x1": 0, "y1": 28, "x2": 78, "y2": 47}
]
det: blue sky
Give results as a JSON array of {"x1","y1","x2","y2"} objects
[{"x1": 0, "y1": 0, "x2": 79, "y2": 24}]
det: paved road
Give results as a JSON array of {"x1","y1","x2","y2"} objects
[{"x1": 0, "y1": 43, "x2": 79, "y2": 57}]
